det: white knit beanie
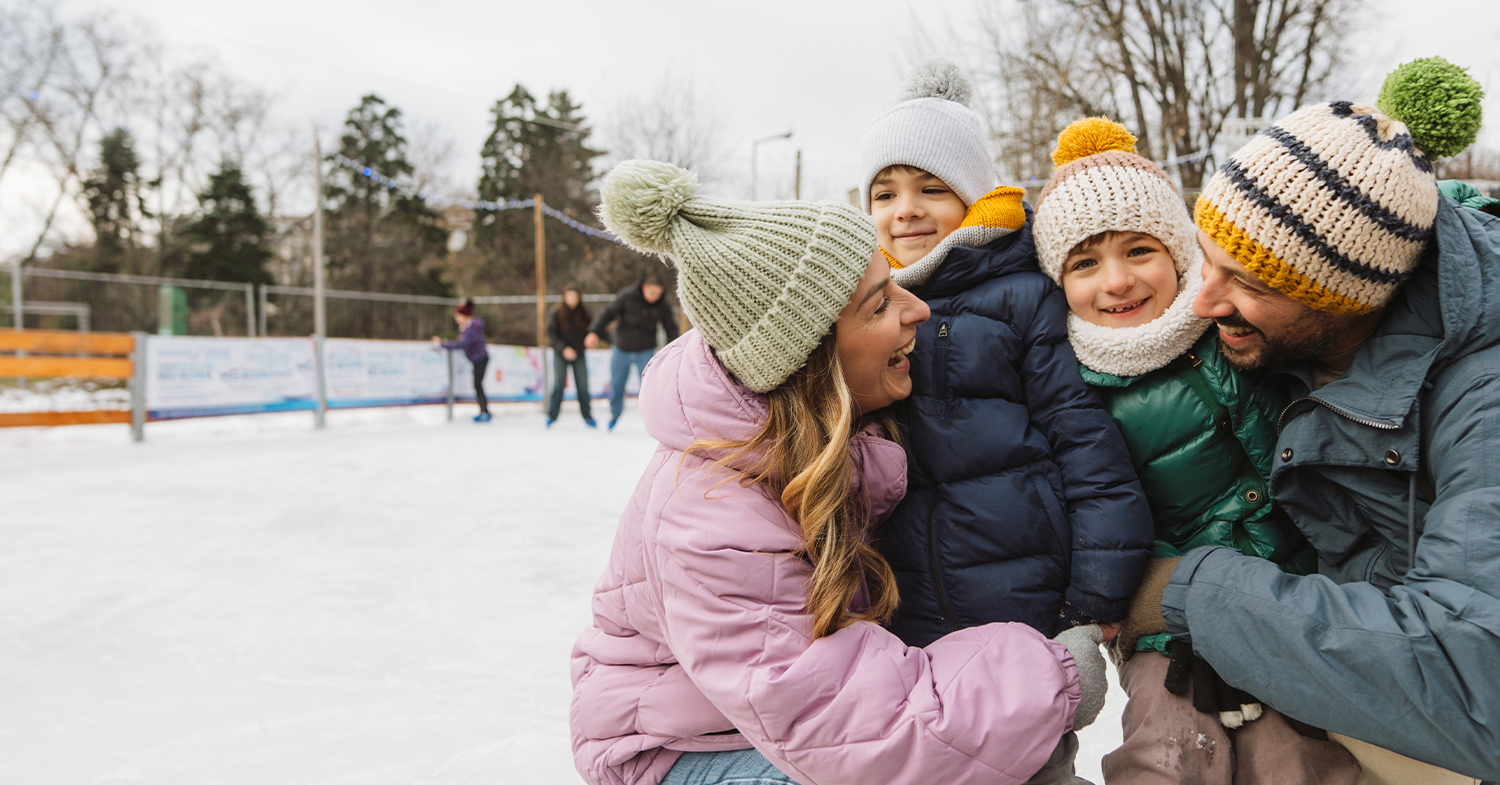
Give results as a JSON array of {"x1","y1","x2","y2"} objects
[
  {"x1": 597, "y1": 160, "x2": 874, "y2": 393},
  {"x1": 1035, "y1": 117, "x2": 1208, "y2": 377},
  {"x1": 859, "y1": 58, "x2": 997, "y2": 210}
]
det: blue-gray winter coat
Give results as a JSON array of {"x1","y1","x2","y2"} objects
[
  {"x1": 881, "y1": 213, "x2": 1153, "y2": 647},
  {"x1": 1162, "y1": 196, "x2": 1500, "y2": 779}
]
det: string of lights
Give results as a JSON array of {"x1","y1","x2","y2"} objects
[{"x1": 330, "y1": 155, "x2": 620, "y2": 243}]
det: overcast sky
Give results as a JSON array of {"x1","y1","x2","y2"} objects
[{"x1": 53, "y1": 0, "x2": 1500, "y2": 212}]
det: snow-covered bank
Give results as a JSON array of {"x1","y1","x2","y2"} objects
[{"x1": 0, "y1": 401, "x2": 1125, "y2": 783}]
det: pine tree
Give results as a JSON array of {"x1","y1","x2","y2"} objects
[
  {"x1": 323, "y1": 94, "x2": 448, "y2": 298},
  {"x1": 474, "y1": 85, "x2": 609, "y2": 342},
  {"x1": 81, "y1": 127, "x2": 150, "y2": 272},
  {"x1": 181, "y1": 162, "x2": 273, "y2": 284}
]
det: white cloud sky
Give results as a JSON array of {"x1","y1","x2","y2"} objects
[{"x1": 10, "y1": 0, "x2": 1498, "y2": 256}]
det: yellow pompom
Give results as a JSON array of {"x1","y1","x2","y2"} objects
[{"x1": 1051, "y1": 117, "x2": 1137, "y2": 168}]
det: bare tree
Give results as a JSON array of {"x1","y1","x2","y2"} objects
[
  {"x1": 978, "y1": 0, "x2": 1359, "y2": 188},
  {"x1": 598, "y1": 71, "x2": 729, "y2": 188},
  {"x1": 0, "y1": 1, "x2": 65, "y2": 191}
]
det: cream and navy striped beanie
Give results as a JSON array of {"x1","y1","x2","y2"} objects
[
  {"x1": 597, "y1": 159, "x2": 874, "y2": 393},
  {"x1": 859, "y1": 58, "x2": 997, "y2": 210},
  {"x1": 1195, "y1": 57, "x2": 1484, "y2": 314}
]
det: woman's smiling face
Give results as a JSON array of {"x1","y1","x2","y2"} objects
[{"x1": 834, "y1": 251, "x2": 931, "y2": 416}]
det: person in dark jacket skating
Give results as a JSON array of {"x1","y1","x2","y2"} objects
[
  {"x1": 432, "y1": 298, "x2": 491, "y2": 422},
  {"x1": 546, "y1": 285, "x2": 597, "y2": 428},
  {"x1": 1121, "y1": 59, "x2": 1500, "y2": 783},
  {"x1": 585, "y1": 273, "x2": 679, "y2": 430}
]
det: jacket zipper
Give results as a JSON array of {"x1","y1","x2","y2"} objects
[
  {"x1": 1276, "y1": 396, "x2": 1399, "y2": 435},
  {"x1": 935, "y1": 321, "x2": 951, "y2": 403}
]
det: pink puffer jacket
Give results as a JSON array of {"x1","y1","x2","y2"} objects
[{"x1": 571, "y1": 331, "x2": 1082, "y2": 785}]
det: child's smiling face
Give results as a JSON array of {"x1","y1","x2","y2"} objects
[
  {"x1": 869, "y1": 167, "x2": 967, "y2": 268},
  {"x1": 1061, "y1": 231, "x2": 1179, "y2": 328}
]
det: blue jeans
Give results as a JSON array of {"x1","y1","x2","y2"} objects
[
  {"x1": 661, "y1": 749, "x2": 800, "y2": 785},
  {"x1": 547, "y1": 351, "x2": 592, "y2": 421},
  {"x1": 609, "y1": 348, "x2": 655, "y2": 422}
]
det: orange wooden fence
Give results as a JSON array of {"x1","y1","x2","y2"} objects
[{"x1": 0, "y1": 328, "x2": 137, "y2": 429}]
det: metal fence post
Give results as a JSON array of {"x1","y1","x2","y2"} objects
[
  {"x1": 130, "y1": 331, "x2": 147, "y2": 442},
  {"x1": 313, "y1": 333, "x2": 327, "y2": 430},
  {"x1": 244, "y1": 284, "x2": 256, "y2": 337},
  {"x1": 445, "y1": 348, "x2": 455, "y2": 422},
  {"x1": 258, "y1": 284, "x2": 268, "y2": 337}
]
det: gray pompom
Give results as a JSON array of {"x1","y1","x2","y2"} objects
[
  {"x1": 597, "y1": 159, "x2": 699, "y2": 256},
  {"x1": 897, "y1": 58, "x2": 973, "y2": 106}
]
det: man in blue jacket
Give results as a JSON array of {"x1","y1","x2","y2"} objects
[{"x1": 1123, "y1": 67, "x2": 1500, "y2": 782}]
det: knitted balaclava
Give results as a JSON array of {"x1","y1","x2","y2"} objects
[
  {"x1": 858, "y1": 58, "x2": 997, "y2": 212},
  {"x1": 1195, "y1": 57, "x2": 1484, "y2": 314},
  {"x1": 1034, "y1": 117, "x2": 1208, "y2": 377},
  {"x1": 597, "y1": 159, "x2": 874, "y2": 393}
]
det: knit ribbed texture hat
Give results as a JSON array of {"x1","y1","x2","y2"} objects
[
  {"x1": 859, "y1": 58, "x2": 997, "y2": 211},
  {"x1": 597, "y1": 159, "x2": 874, "y2": 393},
  {"x1": 1034, "y1": 117, "x2": 1208, "y2": 377},
  {"x1": 1195, "y1": 57, "x2": 1485, "y2": 314}
]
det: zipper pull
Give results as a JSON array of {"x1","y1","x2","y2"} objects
[
  {"x1": 938, "y1": 322, "x2": 949, "y2": 338},
  {"x1": 1187, "y1": 352, "x2": 1202, "y2": 367}
]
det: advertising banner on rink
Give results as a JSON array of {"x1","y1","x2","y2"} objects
[
  {"x1": 449, "y1": 345, "x2": 547, "y2": 403},
  {"x1": 141, "y1": 337, "x2": 641, "y2": 422},
  {"x1": 145, "y1": 336, "x2": 318, "y2": 420},
  {"x1": 323, "y1": 339, "x2": 451, "y2": 408}
]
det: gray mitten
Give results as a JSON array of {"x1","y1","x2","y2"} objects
[{"x1": 1053, "y1": 624, "x2": 1107, "y2": 730}]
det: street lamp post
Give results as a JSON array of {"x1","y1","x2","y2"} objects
[{"x1": 750, "y1": 131, "x2": 793, "y2": 200}]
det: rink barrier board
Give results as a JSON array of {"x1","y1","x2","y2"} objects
[
  {"x1": 3, "y1": 330, "x2": 643, "y2": 440},
  {"x1": 0, "y1": 410, "x2": 132, "y2": 427},
  {"x1": 0, "y1": 328, "x2": 143, "y2": 437}
]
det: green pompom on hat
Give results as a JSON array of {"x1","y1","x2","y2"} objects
[
  {"x1": 597, "y1": 159, "x2": 876, "y2": 393},
  {"x1": 1376, "y1": 56, "x2": 1485, "y2": 160}
]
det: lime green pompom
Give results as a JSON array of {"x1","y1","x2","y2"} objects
[{"x1": 1376, "y1": 57, "x2": 1485, "y2": 159}]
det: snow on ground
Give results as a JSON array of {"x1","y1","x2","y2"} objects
[
  {"x1": 0, "y1": 400, "x2": 1125, "y2": 784},
  {"x1": 0, "y1": 378, "x2": 130, "y2": 412}
]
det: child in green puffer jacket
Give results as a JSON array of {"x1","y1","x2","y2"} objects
[{"x1": 1034, "y1": 118, "x2": 1357, "y2": 785}]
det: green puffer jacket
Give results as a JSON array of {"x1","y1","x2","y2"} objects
[{"x1": 1082, "y1": 331, "x2": 1315, "y2": 652}]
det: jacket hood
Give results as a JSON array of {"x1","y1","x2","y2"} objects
[
  {"x1": 639, "y1": 331, "x2": 908, "y2": 521},
  {"x1": 1306, "y1": 196, "x2": 1500, "y2": 427},
  {"x1": 916, "y1": 204, "x2": 1039, "y2": 299}
]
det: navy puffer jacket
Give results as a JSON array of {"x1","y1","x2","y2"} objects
[{"x1": 881, "y1": 214, "x2": 1153, "y2": 646}]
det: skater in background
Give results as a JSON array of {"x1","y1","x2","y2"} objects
[
  {"x1": 573, "y1": 159, "x2": 1107, "y2": 785},
  {"x1": 546, "y1": 285, "x2": 597, "y2": 428},
  {"x1": 584, "y1": 272, "x2": 679, "y2": 430},
  {"x1": 432, "y1": 298, "x2": 491, "y2": 423}
]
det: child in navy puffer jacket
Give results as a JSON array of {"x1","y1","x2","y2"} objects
[{"x1": 860, "y1": 59, "x2": 1153, "y2": 783}]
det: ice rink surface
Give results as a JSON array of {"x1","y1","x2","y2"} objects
[{"x1": 0, "y1": 401, "x2": 1126, "y2": 784}]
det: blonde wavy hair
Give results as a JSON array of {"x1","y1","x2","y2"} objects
[{"x1": 685, "y1": 333, "x2": 901, "y2": 639}]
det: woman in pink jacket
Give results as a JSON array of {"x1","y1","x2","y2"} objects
[{"x1": 572, "y1": 160, "x2": 1108, "y2": 785}]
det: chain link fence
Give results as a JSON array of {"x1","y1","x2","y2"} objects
[{"x1": 3, "y1": 264, "x2": 617, "y2": 343}]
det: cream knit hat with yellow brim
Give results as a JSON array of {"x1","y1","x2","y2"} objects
[
  {"x1": 597, "y1": 159, "x2": 875, "y2": 393},
  {"x1": 1034, "y1": 117, "x2": 1209, "y2": 377}
]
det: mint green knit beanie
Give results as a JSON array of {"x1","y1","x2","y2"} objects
[{"x1": 597, "y1": 160, "x2": 875, "y2": 393}]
